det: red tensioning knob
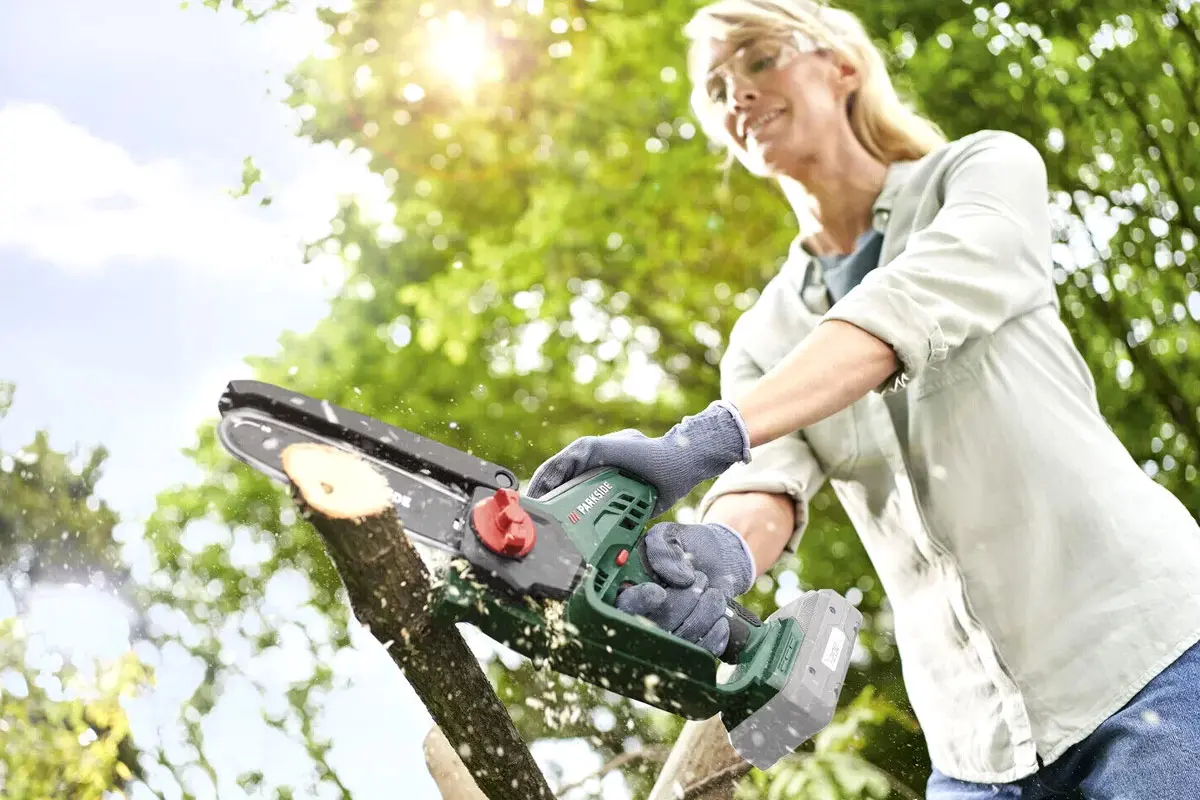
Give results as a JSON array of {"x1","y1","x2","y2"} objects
[{"x1": 471, "y1": 488, "x2": 536, "y2": 558}]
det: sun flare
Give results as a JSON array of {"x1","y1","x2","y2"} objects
[{"x1": 426, "y1": 13, "x2": 499, "y2": 90}]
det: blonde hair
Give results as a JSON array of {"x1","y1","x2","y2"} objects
[{"x1": 683, "y1": 0, "x2": 946, "y2": 229}]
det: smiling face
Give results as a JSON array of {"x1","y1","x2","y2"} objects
[{"x1": 696, "y1": 31, "x2": 861, "y2": 177}]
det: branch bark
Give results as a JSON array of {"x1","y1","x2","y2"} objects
[
  {"x1": 647, "y1": 717, "x2": 748, "y2": 800},
  {"x1": 279, "y1": 443, "x2": 554, "y2": 800}
]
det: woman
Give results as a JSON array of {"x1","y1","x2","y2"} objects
[{"x1": 526, "y1": 0, "x2": 1200, "y2": 797}]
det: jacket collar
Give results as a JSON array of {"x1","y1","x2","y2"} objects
[
  {"x1": 789, "y1": 156, "x2": 921, "y2": 311},
  {"x1": 870, "y1": 157, "x2": 920, "y2": 230},
  {"x1": 793, "y1": 156, "x2": 920, "y2": 261}
]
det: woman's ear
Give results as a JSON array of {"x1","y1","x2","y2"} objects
[{"x1": 828, "y1": 52, "x2": 861, "y2": 99}]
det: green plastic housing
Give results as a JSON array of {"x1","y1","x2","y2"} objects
[{"x1": 428, "y1": 468, "x2": 806, "y2": 728}]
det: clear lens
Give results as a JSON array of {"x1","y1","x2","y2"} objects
[{"x1": 705, "y1": 32, "x2": 819, "y2": 104}]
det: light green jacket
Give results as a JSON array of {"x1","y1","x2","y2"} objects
[{"x1": 699, "y1": 129, "x2": 1200, "y2": 783}]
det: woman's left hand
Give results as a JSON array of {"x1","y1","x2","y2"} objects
[
  {"x1": 614, "y1": 521, "x2": 756, "y2": 657},
  {"x1": 526, "y1": 400, "x2": 751, "y2": 518}
]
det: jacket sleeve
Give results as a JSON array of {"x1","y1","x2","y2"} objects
[
  {"x1": 822, "y1": 130, "x2": 1055, "y2": 393},
  {"x1": 697, "y1": 316, "x2": 828, "y2": 555}
]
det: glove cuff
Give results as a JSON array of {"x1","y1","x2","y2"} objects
[
  {"x1": 708, "y1": 522, "x2": 757, "y2": 594},
  {"x1": 709, "y1": 399, "x2": 752, "y2": 463}
]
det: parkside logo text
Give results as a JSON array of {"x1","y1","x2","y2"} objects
[{"x1": 567, "y1": 481, "x2": 614, "y2": 524}]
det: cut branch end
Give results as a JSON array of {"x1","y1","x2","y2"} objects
[{"x1": 281, "y1": 442, "x2": 392, "y2": 520}]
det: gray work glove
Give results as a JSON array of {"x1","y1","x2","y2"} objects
[
  {"x1": 616, "y1": 521, "x2": 756, "y2": 657},
  {"x1": 526, "y1": 400, "x2": 751, "y2": 518}
]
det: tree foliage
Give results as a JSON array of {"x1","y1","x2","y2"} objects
[
  {"x1": 0, "y1": 383, "x2": 126, "y2": 592},
  {"x1": 0, "y1": 619, "x2": 150, "y2": 800},
  {"x1": 116, "y1": 0, "x2": 1200, "y2": 797},
  {"x1": 0, "y1": 385, "x2": 149, "y2": 799}
]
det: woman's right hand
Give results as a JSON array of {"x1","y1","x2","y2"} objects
[{"x1": 526, "y1": 400, "x2": 750, "y2": 518}]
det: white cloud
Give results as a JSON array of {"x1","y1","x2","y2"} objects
[{"x1": 0, "y1": 101, "x2": 391, "y2": 289}]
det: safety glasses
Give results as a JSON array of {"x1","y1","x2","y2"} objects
[{"x1": 704, "y1": 31, "x2": 823, "y2": 105}]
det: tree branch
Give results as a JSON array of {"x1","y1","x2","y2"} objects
[
  {"x1": 1120, "y1": 92, "x2": 1199, "y2": 248},
  {"x1": 555, "y1": 746, "x2": 669, "y2": 797},
  {"x1": 424, "y1": 726, "x2": 488, "y2": 800},
  {"x1": 648, "y1": 717, "x2": 748, "y2": 800},
  {"x1": 679, "y1": 761, "x2": 754, "y2": 800},
  {"x1": 280, "y1": 442, "x2": 555, "y2": 800}
]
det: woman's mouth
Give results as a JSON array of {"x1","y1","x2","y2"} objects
[{"x1": 747, "y1": 109, "x2": 785, "y2": 144}]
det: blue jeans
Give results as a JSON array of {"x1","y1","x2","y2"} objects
[{"x1": 927, "y1": 638, "x2": 1200, "y2": 799}]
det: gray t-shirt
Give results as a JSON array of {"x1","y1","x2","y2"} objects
[{"x1": 818, "y1": 227, "x2": 884, "y2": 304}]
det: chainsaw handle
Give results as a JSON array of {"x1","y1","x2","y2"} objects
[
  {"x1": 722, "y1": 601, "x2": 763, "y2": 661},
  {"x1": 630, "y1": 536, "x2": 763, "y2": 663}
]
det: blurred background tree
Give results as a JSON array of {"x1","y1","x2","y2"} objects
[
  {"x1": 5, "y1": 0, "x2": 1196, "y2": 797},
  {"x1": 0, "y1": 618, "x2": 150, "y2": 800},
  {"x1": 0, "y1": 384, "x2": 149, "y2": 798},
  {"x1": 0, "y1": 381, "x2": 129, "y2": 603}
]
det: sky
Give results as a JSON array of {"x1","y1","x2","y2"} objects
[{"x1": 0, "y1": 1, "x2": 614, "y2": 797}]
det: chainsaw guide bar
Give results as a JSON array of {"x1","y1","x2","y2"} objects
[{"x1": 217, "y1": 380, "x2": 585, "y2": 599}]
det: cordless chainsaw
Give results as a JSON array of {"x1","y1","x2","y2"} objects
[{"x1": 216, "y1": 379, "x2": 861, "y2": 768}]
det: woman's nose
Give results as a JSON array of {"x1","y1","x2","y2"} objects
[{"x1": 730, "y1": 77, "x2": 760, "y2": 108}]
